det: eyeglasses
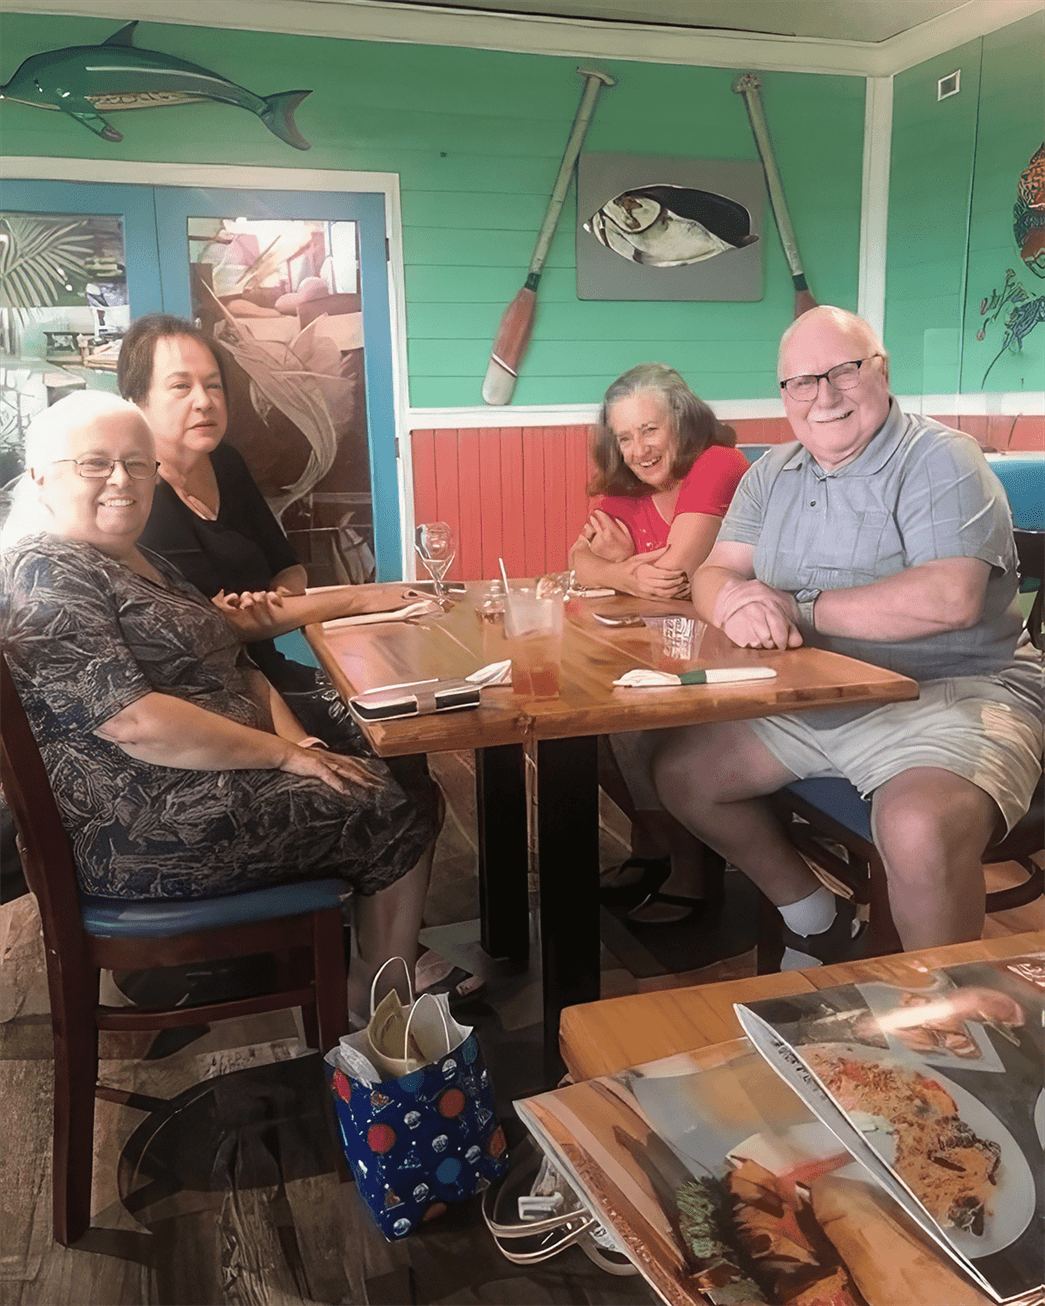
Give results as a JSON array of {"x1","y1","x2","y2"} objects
[
  {"x1": 779, "y1": 355, "x2": 882, "y2": 401},
  {"x1": 53, "y1": 457, "x2": 160, "y2": 480}
]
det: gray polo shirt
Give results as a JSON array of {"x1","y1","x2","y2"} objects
[{"x1": 719, "y1": 401, "x2": 1025, "y2": 684}]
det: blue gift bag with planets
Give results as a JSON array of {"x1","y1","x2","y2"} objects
[{"x1": 324, "y1": 1030, "x2": 508, "y2": 1239}]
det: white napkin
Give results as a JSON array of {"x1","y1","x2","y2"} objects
[
  {"x1": 568, "y1": 585, "x2": 616, "y2": 599},
  {"x1": 614, "y1": 669, "x2": 684, "y2": 687},
  {"x1": 323, "y1": 599, "x2": 441, "y2": 630},
  {"x1": 466, "y1": 659, "x2": 512, "y2": 687},
  {"x1": 614, "y1": 666, "x2": 777, "y2": 688}
]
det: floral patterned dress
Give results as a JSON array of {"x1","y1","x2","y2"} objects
[{"x1": 2, "y1": 534, "x2": 434, "y2": 900}]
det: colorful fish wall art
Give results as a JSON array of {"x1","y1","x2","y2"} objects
[
  {"x1": 0, "y1": 21, "x2": 312, "y2": 149},
  {"x1": 977, "y1": 142, "x2": 1045, "y2": 385},
  {"x1": 585, "y1": 185, "x2": 759, "y2": 268}
]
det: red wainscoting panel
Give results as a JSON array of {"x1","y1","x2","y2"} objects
[
  {"x1": 411, "y1": 426, "x2": 596, "y2": 580},
  {"x1": 410, "y1": 414, "x2": 1042, "y2": 581}
]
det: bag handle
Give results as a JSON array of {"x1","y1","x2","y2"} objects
[
  {"x1": 369, "y1": 956, "x2": 414, "y2": 1017},
  {"x1": 481, "y1": 1137, "x2": 596, "y2": 1263},
  {"x1": 402, "y1": 991, "x2": 453, "y2": 1065}
]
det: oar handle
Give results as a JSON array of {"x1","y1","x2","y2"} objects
[
  {"x1": 732, "y1": 71, "x2": 806, "y2": 287},
  {"x1": 528, "y1": 67, "x2": 615, "y2": 277}
]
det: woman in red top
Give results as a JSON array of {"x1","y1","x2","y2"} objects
[
  {"x1": 570, "y1": 363, "x2": 749, "y2": 598},
  {"x1": 571, "y1": 364, "x2": 751, "y2": 922}
]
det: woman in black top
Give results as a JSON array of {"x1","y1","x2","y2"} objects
[{"x1": 119, "y1": 313, "x2": 409, "y2": 691}]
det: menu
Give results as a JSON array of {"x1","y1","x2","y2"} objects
[{"x1": 515, "y1": 953, "x2": 1044, "y2": 1306}]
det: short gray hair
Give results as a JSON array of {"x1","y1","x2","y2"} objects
[
  {"x1": 2, "y1": 391, "x2": 148, "y2": 548},
  {"x1": 777, "y1": 306, "x2": 888, "y2": 377}
]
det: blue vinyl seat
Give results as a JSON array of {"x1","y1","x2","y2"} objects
[{"x1": 0, "y1": 653, "x2": 350, "y2": 1246}]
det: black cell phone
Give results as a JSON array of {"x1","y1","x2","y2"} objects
[{"x1": 409, "y1": 580, "x2": 468, "y2": 595}]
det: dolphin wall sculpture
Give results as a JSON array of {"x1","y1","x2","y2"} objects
[{"x1": 0, "y1": 21, "x2": 312, "y2": 149}]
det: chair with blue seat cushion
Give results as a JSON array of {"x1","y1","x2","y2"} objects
[
  {"x1": 765, "y1": 526, "x2": 1044, "y2": 967},
  {"x1": 986, "y1": 454, "x2": 1044, "y2": 531},
  {"x1": 0, "y1": 654, "x2": 350, "y2": 1246}
]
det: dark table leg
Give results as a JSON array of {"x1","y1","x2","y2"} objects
[
  {"x1": 535, "y1": 734, "x2": 601, "y2": 1075},
  {"x1": 476, "y1": 744, "x2": 529, "y2": 962}
]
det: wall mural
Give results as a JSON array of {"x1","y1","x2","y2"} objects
[
  {"x1": 0, "y1": 21, "x2": 312, "y2": 149},
  {"x1": 976, "y1": 142, "x2": 1045, "y2": 386}
]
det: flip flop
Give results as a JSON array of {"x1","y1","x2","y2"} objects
[
  {"x1": 622, "y1": 890, "x2": 705, "y2": 926},
  {"x1": 599, "y1": 857, "x2": 670, "y2": 912}
]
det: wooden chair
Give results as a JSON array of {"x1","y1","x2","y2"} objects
[
  {"x1": 766, "y1": 528, "x2": 1044, "y2": 965},
  {"x1": 0, "y1": 654, "x2": 350, "y2": 1245}
]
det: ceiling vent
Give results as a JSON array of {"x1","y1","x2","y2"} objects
[{"x1": 938, "y1": 70, "x2": 961, "y2": 100}]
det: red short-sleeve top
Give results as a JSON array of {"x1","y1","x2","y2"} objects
[{"x1": 594, "y1": 444, "x2": 750, "y2": 554}]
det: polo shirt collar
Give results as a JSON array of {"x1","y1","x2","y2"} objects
[{"x1": 782, "y1": 399, "x2": 907, "y2": 476}]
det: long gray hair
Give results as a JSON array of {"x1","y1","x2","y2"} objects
[
  {"x1": 587, "y1": 362, "x2": 736, "y2": 498},
  {"x1": 1, "y1": 391, "x2": 143, "y2": 549}
]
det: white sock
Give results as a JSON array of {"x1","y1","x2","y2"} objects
[{"x1": 778, "y1": 885, "x2": 836, "y2": 937}]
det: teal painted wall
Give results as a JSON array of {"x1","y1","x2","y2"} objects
[
  {"x1": 1, "y1": 12, "x2": 864, "y2": 407},
  {"x1": 886, "y1": 11, "x2": 1045, "y2": 395}
]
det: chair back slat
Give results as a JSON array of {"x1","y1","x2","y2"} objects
[{"x1": 0, "y1": 654, "x2": 90, "y2": 969}]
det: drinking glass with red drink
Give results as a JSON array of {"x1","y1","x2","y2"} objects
[{"x1": 503, "y1": 586, "x2": 564, "y2": 699}]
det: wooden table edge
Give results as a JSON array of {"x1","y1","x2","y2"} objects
[{"x1": 558, "y1": 931, "x2": 1044, "y2": 1082}]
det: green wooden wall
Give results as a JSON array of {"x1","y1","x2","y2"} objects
[
  {"x1": 886, "y1": 11, "x2": 1045, "y2": 396},
  {"x1": 1, "y1": 12, "x2": 864, "y2": 408}
]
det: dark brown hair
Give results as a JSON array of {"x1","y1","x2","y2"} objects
[
  {"x1": 117, "y1": 313, "x2": 228, "y2": 404},
  {"x1": 587, "y1": 362, "x2": 736, "y2": 498}
]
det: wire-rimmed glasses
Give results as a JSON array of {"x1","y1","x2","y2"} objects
[
  {"x1": 779, "y1": 355, "x2": 882, "y2": 402},
  {"x1": 52, "y1": 457, "x2": 160, "y2": 480}
]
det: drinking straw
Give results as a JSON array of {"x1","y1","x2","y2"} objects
[{"x1": 498, "y1": 557, "x2": 510, "y2": 591}]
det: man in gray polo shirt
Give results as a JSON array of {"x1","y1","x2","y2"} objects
[{"x1": 653, "y1": 306, "x2": 1041, "y2": 966}]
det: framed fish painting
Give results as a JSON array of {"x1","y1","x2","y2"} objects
[{"x1": 576, "y1": 153, "x2": 767, "y2": 300}]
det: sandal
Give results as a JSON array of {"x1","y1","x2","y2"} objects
[
  {"x1": 599, "y1": 856, "x2": 669, "y2": 912},
  {"x1": 622, "y1": 890, "x2": 705, "y2": 926},
  {"x1": 414, "y1": 948, "x2": 486, "y2": 1001}
]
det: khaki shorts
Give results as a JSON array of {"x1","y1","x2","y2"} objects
[{"x1": 746, "y1": 675, "x2": 1043, "y2": 833}]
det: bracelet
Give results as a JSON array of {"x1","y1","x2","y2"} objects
[{"x1": 298, "y1": 736, "x2": 330, "y2": 750}]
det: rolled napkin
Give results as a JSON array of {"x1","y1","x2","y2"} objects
[
  {"x1": 568, "y1": 585, "x2": 617, "y2": 599},
  {"x1": 323, "y1": 599, "x2": 441, "y2": 630},
  {"x1": 614, "y1": 666, "x2": 777, "y2": 688},
  {"x1": 465, "y1": 660, "x2": 512, "y2": 687}
]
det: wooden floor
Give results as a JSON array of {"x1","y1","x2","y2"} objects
[{"x1": 2, "y1": 751, "x2": 1041, "y2": 1306}]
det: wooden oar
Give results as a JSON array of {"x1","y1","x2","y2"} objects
[
  {"x1": 482, "y1": 66, "x2": 615, "y2": 405},
  {"x1": 732, "y1": 72, "x2": 817, "y2": 318}
]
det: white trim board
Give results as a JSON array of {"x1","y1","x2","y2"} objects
[
  {"x1": 406, "y1": 393, "x2": 1045, "y2": 430},
  {"x1": 857, "y1": 76, "x2": 892, "y2": 341},
  {"x1": 7, "y1": 0, "x2": 1043, "y2": 78}
]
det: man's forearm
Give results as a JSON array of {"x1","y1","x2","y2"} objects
[
  {"x1": 690, "y1": 565, "x2": 741, "y2": 624},
  {"x1": 812, "y1": 560, "x2": 989, "y2": 641}
]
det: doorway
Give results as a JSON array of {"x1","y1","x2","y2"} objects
[{"x1": 1, "y1": 173, "x2": 403, "y2": 578}]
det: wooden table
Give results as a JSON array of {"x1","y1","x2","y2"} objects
[
  {"x1": 558, "y1": 932, "x2": 1043, "y2": 1082},
  {"x1": 307, "y1": 584, "x2": 919, "y2": 1072}
]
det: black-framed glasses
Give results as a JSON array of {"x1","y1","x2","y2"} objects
[
  {"x1": 53, "y1": 457, "x2": 160, "y2": 480},
  {"x1": 779, "y1": 355, "x2": 882, "y2": 401}
]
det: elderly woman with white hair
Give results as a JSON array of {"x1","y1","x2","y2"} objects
[{"x1": 1, "y1": 391, "x2": 437, "y2": 1010}]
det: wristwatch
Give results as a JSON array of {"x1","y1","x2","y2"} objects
[{"x1": 795, "y1": 589, "x2": 820, "y2": 632}]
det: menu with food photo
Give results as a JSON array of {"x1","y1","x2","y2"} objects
[
  {"x1": 514, "y1": 954, "x2": 1044, "y2": 1306},
  {"x1": 734, "y1": 954, "x2": 1044, "y2": 1305}
]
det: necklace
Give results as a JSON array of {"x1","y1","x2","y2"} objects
[{"x1": 182, "y1": 492, "x2": 219, "y2": 521}]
